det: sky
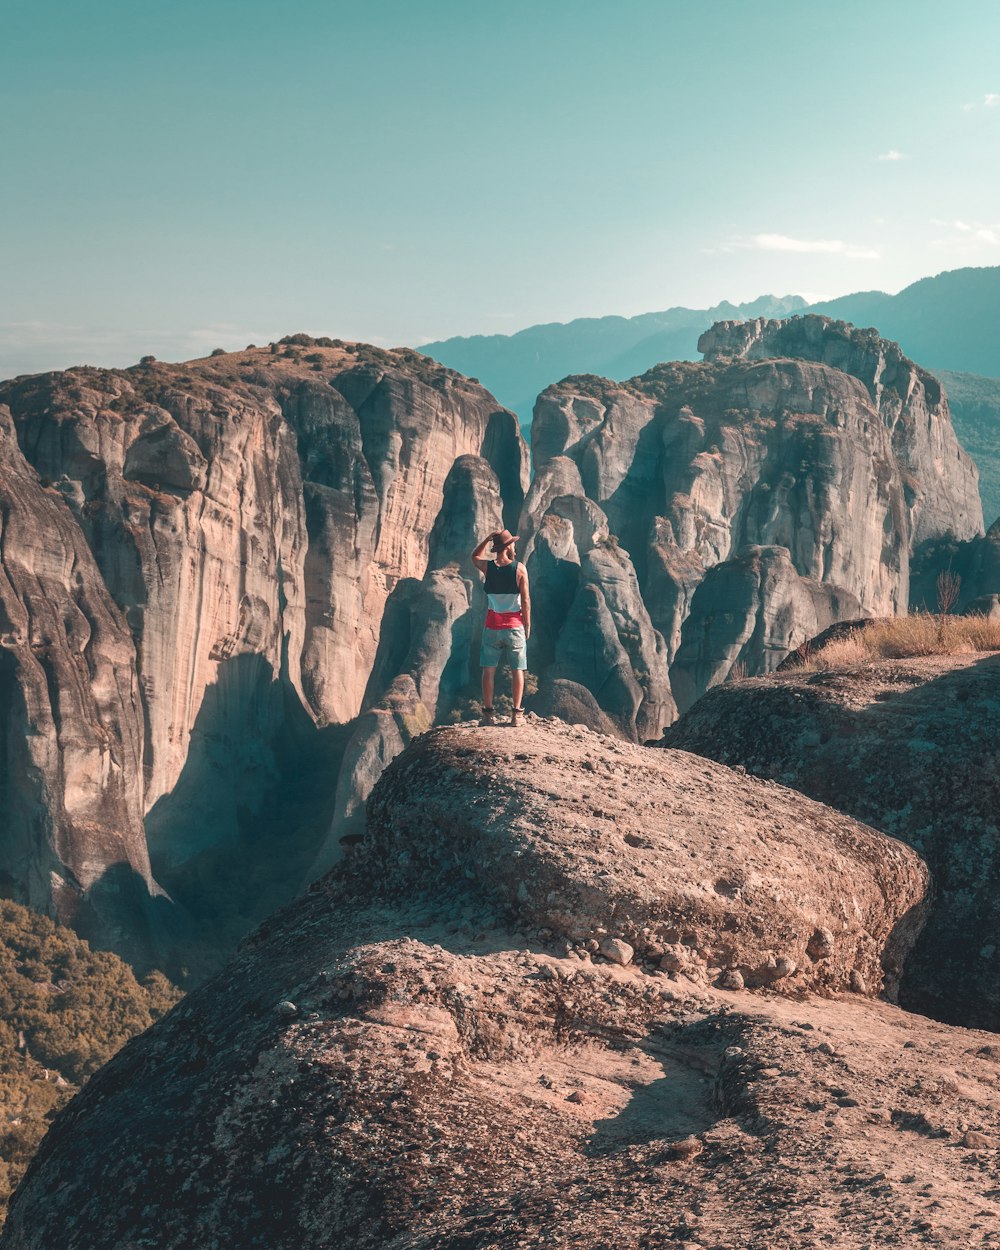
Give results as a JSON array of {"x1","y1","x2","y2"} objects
[{"x1": 2, "y1": 0, "x2": 999, "y2": 376}]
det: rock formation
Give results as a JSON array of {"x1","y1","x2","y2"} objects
[
  {"x1": 0, "y1": 318, "x2": 987, "y2": 979},
  {"x1": 6, "y1": 721, "x2": 999, "y2": 1250},
  {"x1": 0, "y1": 405, "x2": 163, "y2": 958},
  {"x1": 525, "y1": 315, "x2": 982, "y2": 718},
  {"x1": 662, "y1": 653, "x2": 1000, "y2": 1031},
  {"x1": 0, "y1": 341, "x2": 528, "y2": 969}
]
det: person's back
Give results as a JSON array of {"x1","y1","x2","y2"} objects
[
  {"x1": 471, "y1": 529, "x2": 531, "y2": 726},
  {"x1": 484, "y1": 555, "x2": 523, "y2": 629}
]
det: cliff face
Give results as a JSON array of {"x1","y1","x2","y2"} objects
[
  {"x1": 7, "y1": 722, "x2": 999, "y2": 1250},
  {"x1": 0, "y1": 319, "x2": 987, "y2": 974},
  {"x1": 526, "y1": 316, "x2": 983, "y2": 718},
  {"x1": 0, "y1": 400, "x2": 163, "y2": 949},
  {"x1": 0, "y1": 341, "x2": 528, "y2": 969}
]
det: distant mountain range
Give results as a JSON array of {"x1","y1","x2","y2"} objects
[
  {"x1": 421, "y1": 294, "x2": 808, "y2": 420},
  {"x1": 421, "y1": 265, "x2": 1000, "y2": 523}
]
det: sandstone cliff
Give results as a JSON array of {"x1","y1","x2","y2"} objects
[
  {"x1": 0, "y1": 340, "x2": 528, "y2": 970},
  {"x1": 526, "y1": 315, "x2": 982, "y2": 718},
  {"x1": 662, "y1": 652, "x2": 1000, "y2": 1032},
  {"x1": 6, "y1": 722, "x2": 999, "y2": 1250},
  {"x1": 0, "y1": 405, "x2": 163, "y2": 958}
]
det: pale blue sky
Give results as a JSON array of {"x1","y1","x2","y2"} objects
[{"x1": 2, "y1": 0, "x2": 998, "y2": 376}]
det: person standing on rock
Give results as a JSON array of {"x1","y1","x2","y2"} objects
[{"x1": 471, "y1": 529, "x2": 530, "y2": 726}]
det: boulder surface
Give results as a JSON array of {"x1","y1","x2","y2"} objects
[
  {"x1": 8, "y1": 722, "x2": 994, "y2": 1250},
  {"x1": 662, "y1": 652, "x2": 1000, "y2": 1030}
]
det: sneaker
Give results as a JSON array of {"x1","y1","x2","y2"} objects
[
  {"x1": 510, "y1": 706, "x2": 525, "y2": 728},
  {"x1": 481, "y1": 706, "x2": 496, "y2": 726}
]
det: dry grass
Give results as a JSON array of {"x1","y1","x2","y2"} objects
[{"x1": 798, "y1": 613, "x2": 1000, "y2": 670}]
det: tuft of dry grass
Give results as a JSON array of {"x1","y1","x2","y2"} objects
[{"x1": 797, "y1": 613, "x2": 1000, "y2": 670}]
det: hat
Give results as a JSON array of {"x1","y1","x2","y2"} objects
[{"x1": 490, "y1": 528, "x2": 519, "y2": 553}]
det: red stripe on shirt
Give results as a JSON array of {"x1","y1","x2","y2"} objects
[{"x1": 485, "y1": 609, "x2": 523, "y2": 629}]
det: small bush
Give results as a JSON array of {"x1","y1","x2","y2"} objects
[
  {"x1": 798, "y1": 613, "x2": 1000, "y2": 670},
  {"x1": 210, "y1": 348, "x2": 226, "y2": 357}
]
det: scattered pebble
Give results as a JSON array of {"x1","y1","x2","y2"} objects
[{"x1": 600, "y1": 937, "x2": 634, "y2": 967}]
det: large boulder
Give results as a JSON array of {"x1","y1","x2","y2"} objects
[
  {"x1": 367, "y1": 723, "x2": 927, "y2": 997},
  {"x1": 662, "y1": 653, "x2": 1000, "y2": 1030},
  {"x1": 8, "y1": 722, "x2": 1000, "y2": 1250}
]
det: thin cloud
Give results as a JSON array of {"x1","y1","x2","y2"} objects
[
  {"x1": 927, "y1": 218, "x2": 1000, "y2": 250},
  {"x1": 753, "y1": 233, "x2": 881, "y2": 260},
  {"x1": 963, "y1": 93, "x2": 999, "y2": 110},
  {"x1": 877, "y1": 149, "x2": 906, "y2": 161}
]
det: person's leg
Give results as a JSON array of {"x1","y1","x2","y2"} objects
[
  {"x1": 511, "y1": 668, "x2": 524, "y2": 710},
  {"x1": 482, "y1": 666, "x2": 495, "y2": 708}
]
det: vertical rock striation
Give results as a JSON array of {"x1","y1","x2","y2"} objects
[
  {"x1": 0, "y1": 341, "x2": 528, "y2": 968},
  {"x1": 526, "y1": 316, "x2": 982, "y2": 716},
  {"x1": 0, "y1": 405, "x2": 163, "y2": 962}
]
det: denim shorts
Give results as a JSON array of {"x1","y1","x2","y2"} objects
[{"x1": 479, "y1": 625, "x2": 527, "y2": 670}]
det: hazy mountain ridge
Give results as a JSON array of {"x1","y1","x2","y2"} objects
[
  {"x1": 422, "y1": 266, "x2": 1000, "y2": 523},
  {"x1": 421, "y1": 294, "x2": 807, "y2": 419},
  {"x1": 424, "y1": 269, "x2": 1000, "y2": 422}
]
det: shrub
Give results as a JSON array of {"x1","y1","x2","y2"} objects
[
  {"x1": 0, "y1": 900, "x2": 182, "y2": 1223},
  {"x1": 797, "y1": 613, "x2": 1000, "y2": 670},
  {"x1": 210, "y1": 348, "x2": 226, "y2": 357}
]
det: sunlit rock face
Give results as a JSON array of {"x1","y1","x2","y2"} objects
[
  {"x1": 0, "y1": 404, "x2": 161, "y2": 963},
  {"x1": 9, "y1": 723, "x2": 978, "y2": 1250},
  {"x1": 0, "y1": 342, "x2": 528, "y2": 966},
  {"x1": 526, "y1": 315, "x2": 982, "y2": 719}
]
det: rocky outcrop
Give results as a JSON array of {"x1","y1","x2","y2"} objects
[
  {"x1": 0, "y1": 405, "x2": 164, "y2": 960},
  {"x1": 699, "y1": 315, "x2": 983, "y2": 546},
  {"x1": 526, "y1": 316, "x2": 982, "y2": 718},
  {"x1": 367, "y1": 724, "x2": 927, "y2": 997},
  {"x1": 0, "y1": 341, "x2": 528, "y2": 969},
  {"x1": 521, "y1": 462, "x2": 675, "y2": 740},
  {"x1": 9, "y1": 721, "x2": 1000, "y2": 1250},
  {"x1": 530, "y1": 678, "x2": 626, "y2": 737},
  {"x1": 669, "y1": 545, "x2": 863, "y2": 712},
  {"x1": 662, "y1": 653, "x2": 1000, "y2": 1031}
]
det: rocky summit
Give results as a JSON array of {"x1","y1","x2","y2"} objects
[{"x1": 3, "y1": 720, "x2": 998, "y2": 1250}]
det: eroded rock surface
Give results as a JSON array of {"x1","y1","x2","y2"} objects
[
  {"x1": 662, "y1": 653, "x2": 1000, "y2": 1031},
  {"x1": 0, "y1": 405, "x2": 164, "y2": 959},
  {"x1": 0, "y1": 342, "x2": 527, "y2": 966},
  {"x1": 525, "y1": 315, "x2": 982, "y2": 721},
  {"x1": 367, "y1": 724, "x2": 927, "y2": 998},
  {"x1": 7, "y1": 721, "x2": 1000, "y2": 1250}
]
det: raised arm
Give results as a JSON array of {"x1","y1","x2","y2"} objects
[
  {"x1": 517, "y1": 563, "x2": 531, "y2": 638},
  {"x1": 471, "y1": 533, "x2": 496, "y2": 575}
]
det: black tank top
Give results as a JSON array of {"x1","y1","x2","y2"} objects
[{"x1": 484, "y1": 559, "x2": 520, "y2": 594}]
